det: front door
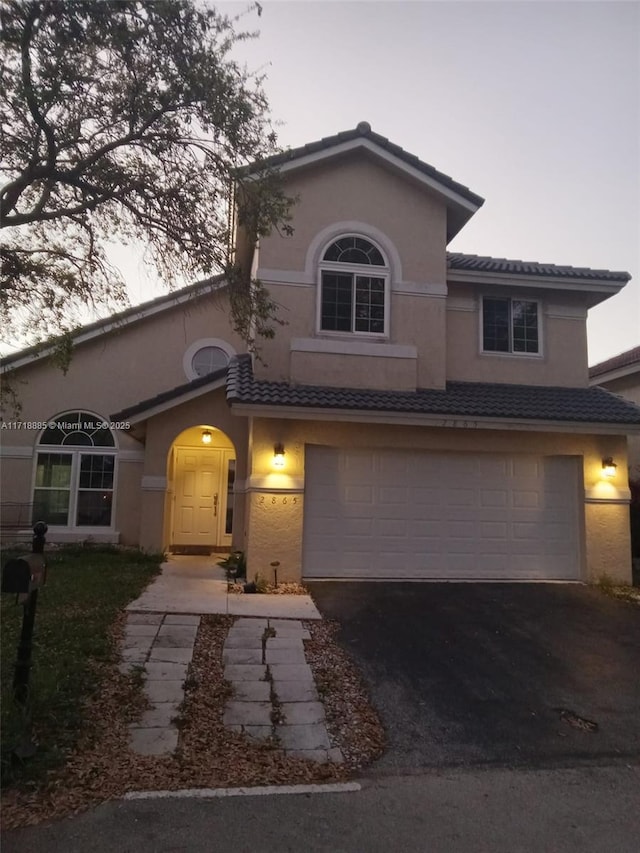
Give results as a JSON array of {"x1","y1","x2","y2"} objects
[{"x1": 172, "y1": 447, "x2": 223, "y2": 547}]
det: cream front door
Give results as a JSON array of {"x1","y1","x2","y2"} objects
[{"x1": 172, "y1": 447, "x2": 223, "y2": 547}]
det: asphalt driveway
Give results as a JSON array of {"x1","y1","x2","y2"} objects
[{"x1": 307, "y1": 583, "x2": 640, "y2": 771}]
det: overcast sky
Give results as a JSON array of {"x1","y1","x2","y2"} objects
[
  {"x1": 205, "y1": 0, "x2": 638, "y2": 367},
  {"x1": 18, "y1": 1, "x2": 640, "y2": 366}
]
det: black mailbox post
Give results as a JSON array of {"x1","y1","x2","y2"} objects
[{"x1": 1, "y1": 522, "x2": 48, "y2": 707}]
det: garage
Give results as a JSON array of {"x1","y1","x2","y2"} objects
[{"x1": 302, "y1": 446, "x2": 582, "y2": 580}]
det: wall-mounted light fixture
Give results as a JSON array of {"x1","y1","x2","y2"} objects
[
  {"x1": 273, "y1": 442, "x2": 286, "y2": 469},
  {"x1": 201, "y1": 429, "x2": 213, "y2": 445},
  {"x1": 602, "y1": 457, "x2": 617, "y2": 478}
]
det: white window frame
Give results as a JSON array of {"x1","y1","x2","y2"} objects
[
  {"x1": 480, "y1": 296, "x2": 543, "y2": 357},
  {"x1": 32, "y1": 412, "x2": 118, "y2": 534},
  {"x1": 183, "y1": 338, "x2": 236, "y2": 381},
  {"x1": 316, "y1": 235, "x2": 390, "y2": 339},
  {"x1": 32, "y1": 449, "x2": 118, "y2": 531}
]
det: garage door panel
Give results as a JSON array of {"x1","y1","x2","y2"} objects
[
  {"x1": 480, "y1": 489, "x2": 508, "y2": 507},
  {"x1": 303, "y1": 448, "x2": 581, "y2": 580},
  {"x1": 480, "y1": 522, "x2": 509, "y2": 539},
  {"x1": 411, "y1": 487, "x2": 441, "y2": 505}
]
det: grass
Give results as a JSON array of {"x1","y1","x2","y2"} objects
[{"x1": 1, "y1": 544, "x2": 163, "y2": 790}]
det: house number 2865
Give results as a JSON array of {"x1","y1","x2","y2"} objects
[{"x1": 258, "y1": 496, "x2": 298, "y2": 505}]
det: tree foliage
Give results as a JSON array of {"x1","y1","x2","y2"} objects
[{"x1": 0, "y1": 0, "x2": 292, "y2": 354}]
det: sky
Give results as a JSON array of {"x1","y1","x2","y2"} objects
[{"x1": 11, "y1": 0, "x2": 640, "y2": 365}]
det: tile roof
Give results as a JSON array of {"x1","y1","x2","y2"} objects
[
  {"x1": 447, "y1": 253, "x2": 630, "y2": 282},
  {"x1": 589, "y1": 346, "x2": 640, "y2": 378},
  {"x1": 227, "y1": 355, "x2": 640, "y2": 426},
  {"x1": 112, "y1": 368, "x2": 228, "y2": 421},
  {"x1": 247, "y1": 122, "x2": 485, "y2": 208}
]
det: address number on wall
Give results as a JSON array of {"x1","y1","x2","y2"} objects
[{"x1": 257, "y1": 496, "x2": 298, "y2": 505}]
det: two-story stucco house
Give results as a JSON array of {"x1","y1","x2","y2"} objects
[{"x1": 2, "y1": 122, "x2": 640, "y2": 584}]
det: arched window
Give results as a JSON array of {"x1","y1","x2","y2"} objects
[
  {"x1": 318, "y1": 235, "x2": 389, "y2": 335},
  {"x1": 33, "y1": 412, "x2": 116, "y2": 528}
]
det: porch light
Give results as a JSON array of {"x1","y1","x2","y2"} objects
[
  {"x1": 602, "y1": 457, "x2": 617, "y2": 478},
  {"x1": 201, "y1": 429, "x2": 213, "y2": 445},
  {"x1": 273, "y1": 442, "x2": 286, "y2": 469}
]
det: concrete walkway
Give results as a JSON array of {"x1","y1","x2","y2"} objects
[
  {"x1": 222, "y1": 618, "x2": 342, "y2": 764},
  {"x1": 123, "y1": 613, "x2": 200, "y2": 755},
  {"x1": 127, "y1": 556, "x2": 321, "y2": 620},
  {"x1": 123, "y1": 557, "x2": 328, "y2": 757}
]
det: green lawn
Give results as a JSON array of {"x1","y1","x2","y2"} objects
[{"x1": 1, "y1": 545, "x2": 162, "y2": 789}]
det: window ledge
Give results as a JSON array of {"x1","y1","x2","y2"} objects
[
  {"x1": 291, "y1": 337, "x2": 417, "y2": 359},
  {"x1": 480, "y1": 350, "x2": 543, "y2": 359},
  {"x1": 37, "y1": 528, "x2": 120, "y2": 543}
]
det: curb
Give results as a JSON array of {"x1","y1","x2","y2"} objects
[{"x1": 123, "y1": 782, "x2": 362, "y2": 800}]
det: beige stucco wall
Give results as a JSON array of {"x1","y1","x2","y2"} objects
[
  {"x1": 445, "y1": 284, "x2": 590, "y2": 387},
  {"x1": 593, "y1": 370, "x2": 640, "y2": 478},
  {"x1": 259, "y1": 153, "x2": 448, "y2": 282},
  {"x1": 290, "y1": 350, "x2": 417, "y2": 391},
  {"x1": 243, "y1": 416, "x2": 632, "y2": 584},
  {"x1": 254, "y1": 152, "x2": 450, "y2": 388},
  {"x1": 1, "y1": 291, "x2": 246, "y2": 548}
]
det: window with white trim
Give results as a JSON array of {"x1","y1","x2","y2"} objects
[
  {"x1": 183, "y1": 338, "x2": 235, "y2": 381},
  {"x1": 482, "y1": 297, "x2": 540, "y2": 354},
  {"x1": 319, "y1": 236, "x2": 389, "y2": 335},
  {"x1": 33, "y1": 412, "x2": 116, "y2": 527},
  {"x1": 191, "y1": 346, "x2": 230, "y2": 377}
]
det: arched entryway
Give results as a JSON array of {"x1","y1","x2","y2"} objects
[{"x1": 166, "y1": 424, "x2": 236, "y2": 553}]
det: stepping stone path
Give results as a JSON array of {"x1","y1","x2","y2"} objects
[
  {"x1": 223, "y1": 617, "x2": 343, "y2": 764},
  {"x1": 122, "y1": 612, "x2": 200, "y2": 756}
]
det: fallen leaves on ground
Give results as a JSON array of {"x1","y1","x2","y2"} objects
[
  {"x1": 2, "y1": 611, "x2": 384, "y2": 828},
  {"x1": 228, "y1": 582, "x2": 309, "y2": 595},
  {"x1": 304, "y1": 620, "x2": 385, "y2": 768}
]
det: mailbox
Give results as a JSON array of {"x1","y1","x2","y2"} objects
[{"x1": 2, "y1": 554, "x2": 46, "y2": 595}]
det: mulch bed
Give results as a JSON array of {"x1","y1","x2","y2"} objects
[{"x1": 1, "y1": 612, "x2": 385, "y2": 829}]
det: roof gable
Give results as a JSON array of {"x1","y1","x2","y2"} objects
[{"x1": 249, "y1": 122, "x2": 485, "y2": 243}]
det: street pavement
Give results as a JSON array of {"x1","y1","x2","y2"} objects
[{"x1": 3, "y1": 765, "x2": 640, "y2": 852}]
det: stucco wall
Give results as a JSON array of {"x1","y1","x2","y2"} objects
[
  {"x1": 243, "y1": 416, "x2": 631, "y2": 584},
  {"x1": 254, "y1": 152, "x2": 450, "y2": 387},
  {"x1": 594, "y1": 370, "x2": 640, "y2": 478},
  {"x1": 259, "y1": 153, "x2": 448, "y2": 283},
  {"x1": 445, "y1": 284, "x2": 589, "y2": 387},
  {"x1": 1, "y1": 289, "x2": 245, "y2": 432},
  {"x1": 1, "y1": 295, "x2": 246, "y2": 549}
]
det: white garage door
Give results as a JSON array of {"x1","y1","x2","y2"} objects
[{"x1": 302, "y1": 447, "x2": 582, "y2": 580}]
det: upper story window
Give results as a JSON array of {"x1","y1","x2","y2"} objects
[
  {"x1": 319, "y1": 236, "x2": 389, "y2": 336},
  {"x1": 482, "y1": 297, "x2": 540, "y2": 355}
]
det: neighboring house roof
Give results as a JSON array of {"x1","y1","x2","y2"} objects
[
  {"x1": 1, "y1": 275, "x2": 225, "y2": 372},
  {"x1": 589, "y1": 346, "x2": 640, "y2": 380},
  {"x1": 447, "y1": 253, "x2": 630, "y2": 283},
  {"x1": 226, "y1": 355, "x2": 640, "y2": 428},
  {"x1": 245, "y1": 122, "x2": 484, "y2": 242},
  {"x1": 111, "y1": 368, "x2": 228, "y2": 423}
]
